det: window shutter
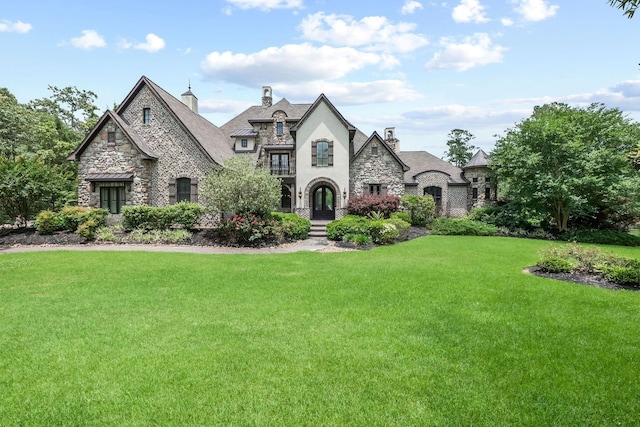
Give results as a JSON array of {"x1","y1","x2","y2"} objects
[
  {"x1": 191, "y1": 177, "x2": 199, "y2": 203},
  {"x1": 381, "y1": 184, "x2": 388, "y2": 195},
  {"x1": 363, "y1": 184, "x2": 370, "y2": 195},
  {"x1": 311, "y1": 140, "x2": 317, "y2": 166},
  {"x1": 168, "y1": 178, "x2": 176, "y2": 204},
  {"x1": 328, "y1": 141, "x2": 333, "y2": 166}
]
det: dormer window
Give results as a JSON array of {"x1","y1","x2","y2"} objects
[
  {"x1": 143, "y1": 108, "x2": 151, "y2": 124},
  {"x1": 276, "y1": 122, "x2": 283, "y2": 135},
  {"x1": 241, "y1": 139, "x2": 248, "y2": 148}
]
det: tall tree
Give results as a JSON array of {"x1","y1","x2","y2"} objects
[
  {"x1": 608, "y1": 0, "x2": 639, "y2": 18},
  {"x1": 491, "y1": 102, "x2": 640, "y2": 231},
  {"x1": 444, "y1": 129, "x2": 477, "y2": 167},
  {"x1": 29, "y1": 85, "x2": 99, "y2": 135}
]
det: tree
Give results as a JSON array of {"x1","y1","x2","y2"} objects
[
  {"x1": 200, "y1": 156, "x2": 281, "y2": 217},
  {"x1": 491, "y1": 103, "x2": 640, "y2": 232},
  {"x1": 608, "y1": 0, "x2": 639, "y2": 18},
  {"x1": 444, "y1": 129, "x2": 477, "y2": 167},
  {"x1": 29, "y1": 85, "x2": 99, "y2": 135}
]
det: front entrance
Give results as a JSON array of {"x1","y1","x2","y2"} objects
[{"x1": 312, "y1": 185, "x2": 335, "y2": 220}]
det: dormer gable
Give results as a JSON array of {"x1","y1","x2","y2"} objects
[{"x1": 352, "y1": 131, "x2": 409, "y2": 171}]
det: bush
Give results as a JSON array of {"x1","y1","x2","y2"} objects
[
  {"x1": 122, "y1": 203, "x2": 202, "y2": 231},
  {"x1": 429, "y1": 218, "x2": 498, "y2": 236},
  {"x1": 390, "y1": 211, "x2": 411, "y2": 223},
  {"x1": 215, "y1": 214, "x2": 277, "y2": 245},
  {"x1": 386, "y1": 218, "x2": 411, "y2": 241},
  {"x1": 123, "y1": 229, "x2": 192, "y2": 244},
  {"x1": 77, "y1": 219, "x2": 98, "y2": 240},
  {"x1": 400, "y1": 195, "x2": 435, "y2": 226},
  {"x1": 601, "y1": 265, "x2": 640, "y2": 287},
  {"x1": 343, "y1": 233, "x2": 372, "y2": 246},
  {"x1": 559, "y1": 229, "x2": 640, "y2": 247},
  {"x1": 347, "y1": 195, "x2": 401, "y2": 218},
  {"x1": 166, "y1": 202, "x2": 203, "y2": 230},
  {"x1": 326, "y1": 215, "x2": 371, "y2": 241},
  {"x1": 369, "y1": 220, "x2": 399, "y2": 245},
  {"x1": 35, "y1": 210, "x2": 62, "y2": 234},
  {"x1": 271, "y1": 212, "x2": 311, "y2": 241},
  {"x1": 536, "y1": 256, "x2": 574, "y2": 273}
]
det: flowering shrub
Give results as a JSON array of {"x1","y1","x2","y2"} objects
[
  {"x1": 347, "y1": 195, "x2": 401, "y2": 218},
  {"x1": 215, "y1": 214, "x2": 277, "y2": 244},
  {"x1": 369, "y1": 220, "x2": 399, "y2": 244}
]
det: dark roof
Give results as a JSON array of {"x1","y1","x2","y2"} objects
[
  {"x1": 464, "y1": 149, "x2": 491, "y2": 168},
  {"x1": 353, "y1": 131, "x2": 409, "y2": 171},
  {"x1": 230, "y1": 128, "x2": 259, "y2": 137},
  {"x1": 85, "y1": 173, "x2": 134, "y2": 181},
  {"x1": 67, "y1": 110, "x2": 159, "y2": 161},
  {"x1": 399, "y1": 151, "x2": 468, "y2": 185},
  {"x1": 117, "y1": 76, "x2": 233, "y2": 166}
]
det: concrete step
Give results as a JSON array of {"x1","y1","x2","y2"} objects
[{"x1": 309, "y1": 220, "x2": 330, "y2": 238}]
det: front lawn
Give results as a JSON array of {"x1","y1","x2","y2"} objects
[{"x1": 1, "y1": 237, "x2": 639, "y2": 426}]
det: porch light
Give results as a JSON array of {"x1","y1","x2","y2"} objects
[
  {"x1": 298, "y1": 187, "x2": 302, "y2": 199},
  {"x1": 343, "y1": 188, "x2": 347, "y2": 199}
]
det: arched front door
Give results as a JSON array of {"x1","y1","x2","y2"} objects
[{"x1": 312, "y1": 185, "x2": 335, "y2": 220}]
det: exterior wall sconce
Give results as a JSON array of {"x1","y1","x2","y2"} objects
[
  {"x1": 343, "y1": 188, "x2": 347, "y2": 199},
  {"x1": 298, "y1": 187, "x2": 302, "y2": 199}
]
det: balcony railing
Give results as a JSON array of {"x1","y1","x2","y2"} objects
[{"x1": 270, "y1": 162, "x2": 295, "y2": 176}]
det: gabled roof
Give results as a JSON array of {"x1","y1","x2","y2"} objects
[
  {"x1": 117, "y1": 76, "x2": 233, "y2": 166},
  {"x1": 247, "y1": 98, "x2": 311, "y2": 122},
  {"x1": 67, "y1": 110, "x2": 159, "y2": 161},
  {"x1": 353, "y1": 131, "x2": 409, "y2": 171},
  {"x1": 289, "y1": 94, "x2": 357, "y2": 140},
  {"x1": 464, "y1": 149, "x2": 491, "y2": 168},
  {"x1": 398, "y1": 151, "x2": 468, "y2": 185}
]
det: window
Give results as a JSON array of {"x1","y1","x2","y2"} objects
[
  {"x1": 312, "y1": 140, "x2": 333, "y2": 167},
  {"x1": 472, "y1": 177, "x2": 478, "y2": 183},
  {"x1": 177, "y1": 178, "x2": 191, "y2": 202},
  {"x1": 270, "y1": 153, "x2": 290, "y2": 175},
  {"x1": 425, "y1": 186, "x2": 442, "y2": 206},
  {"x1": 100, "y1": 186, "x2": 125, "y2": 214},
  {"x1": 280, "y1": 185, "x2": 291, "y2": 209},
  {"x1": 143, "y1": 108, "x2": 151, "y2": 124},
  {"x1": 472, "y1": 188, "x2": 478, "y2": 199},
  {"x1": 276, "y1": 122, "x2": 283, "y2": 135},
  {"x1": 369, "y1": 184, "x2": 381, "y2": 195},
  {"x1": 371, "y1": 146, "x2": 378, "y2": 156},
  {"x1": 107, "y1": 131, "x2": 116, "y2": 142},
  {"x1": 485, "y1": 187, "x2": 491, "y2": 200},
  {"x1": 241, "y1": 139, "x2": 248, "y2": 148},
  {"x1": 485, "y1": 177, "x2": 491, "y2": 183}
]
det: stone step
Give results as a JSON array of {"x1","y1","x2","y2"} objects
[{"x1": 309, "y1": 220, "x2": 329, "y2": 238}]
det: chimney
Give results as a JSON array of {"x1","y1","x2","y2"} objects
[
  {"x1": 262, "y1": 86, "x2": 273, "y2": 108},
  {"x1": 181, "y1": 82, "x2": 198, "y2": 114},
  {"x1": 384, "y1": 127, "x2": 399, "y2": 153}
]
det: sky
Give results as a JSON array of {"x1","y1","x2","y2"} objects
[{"x1": 2, "y1": 0, "x2": 640, "y2": 157}]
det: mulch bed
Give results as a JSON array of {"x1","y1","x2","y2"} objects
[{"x1": 525, "y1": 266, "x2": 639, "y2": 292}]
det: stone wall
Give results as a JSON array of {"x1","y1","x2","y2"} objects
[
  {"x1": 464, "y1": 166, "x2": 494, "y2": 211},
  {"x1": 448, "y1": 186, "x2": 468, "y2": 218},
  {"x1": 350, "y1": 139, "x2": 405, "y2": 196},
  {"x1": 120, "y1": 85, "x2": 215, "y2": 206},
  {"x1": 413, "y1": 171, "x2": 450, "y2": 216},
  {"x1": 76, "y1": 118, "x2": 151, "y2": 208}
]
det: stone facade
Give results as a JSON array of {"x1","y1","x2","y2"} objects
[
  {"x1": 464, "y1": 166, "x2": 494, "y2": 211},
  {"x1": 350, "y1": 137, "x2": 405, "y2": 197}
]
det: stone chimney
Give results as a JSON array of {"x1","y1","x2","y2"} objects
[
  {"x1": 262, "y1": 86, "x2": 273, "y2": 108},
  {"x1": 384, "y1": 127, "x2": 399, "y2": 153},
  {"x1": 181, "y1": 83, "x2": 198, "y2": 114}
]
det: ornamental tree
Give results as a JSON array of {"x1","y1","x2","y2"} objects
[
  {"x1": 200, "y1": 156, "x2": 281, "y2": 218},
  {"x1": 491, "y1": 102, "x2": 640, "y2": 231}
]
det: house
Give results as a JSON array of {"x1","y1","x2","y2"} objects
[{"x1": 68, "y1": 76, "x2": 494, "y2": 220}]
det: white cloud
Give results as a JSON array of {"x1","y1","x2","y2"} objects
[
  {"x1": 201, "y1": 43, "x2": 395, "y2": 86},
  {"x1": 199, "y1": 98, "x2": 254, "y2": 114},
  {"x1": 0, "y1": 19, "x2": 32, "y2": 33},
  {"x1": 300, "y1": 12, "x2": 428, "y2": 53},
  {"x1": 225, "y1": 0, "x2": 303, "y2": 10},
  {"x1": 501, "y1": 17, "x2": 514, "y2": 26},
  {"x1": 401, "y1": 0, "x2": 424, "y2": 15},
  {"x1": 425, "y1": 33, "x2": 506, "y2": 71},
  {"x1": 134, "y1": 33, "x2": 165, "y2": 52},
  {"x1": 68, "y1": 30, "x2": 106, "y2": 49},
  {"x1": 514, "y1": 0, "x2": 559, "y2": 22},
  {"x1": 452, "y1": 0, "x2": 489, "y2": 23},
  {"x1": 274, "y1": 80, "x2": 422, "y2": 105}
]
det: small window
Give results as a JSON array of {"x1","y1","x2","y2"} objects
[
  {"x1": 177, "y1": 178, "x2": 191, "y2": 203},
  {"x1": 371, "y1": 146, "x2": 378, "y2": 155},
  {"x1": 143, "y1": 108, "x2": 151, "y2": 124},
  {"x1": 472, "y1": 177, "x2": 478, "y2": 183},
  {"x1": 100, "y1": 186, "x2": 125, "y2": 214},
  {"x1": 107, "y1": 131, "x2": 116, "y2": 142},
  {"x1": 472, "y1": 188, "x2": 478, "y2": 199},
  {"x1": 369, "y1": 184, "x2": 381, "y2": 195},
  {"x1": 241, "y1": 139, "x2": 248, "y2": 148},
  {"x1": 485, "y1": 177, "x2": 491, "y2": 183},
  {"x1": 276, "y1": 122, "x2": 284, "y2": 135},
  {"x1": 485, "y1": 187, "x2": 491, "y2": 200}
]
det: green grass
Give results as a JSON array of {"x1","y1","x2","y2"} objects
[{"x1": 1, "y1": 236, "x2": 639, "y2": 426}]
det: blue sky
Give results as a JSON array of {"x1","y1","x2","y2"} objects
[{"x1": 2, "y1": 0, "x2": 639, "y2": 157}]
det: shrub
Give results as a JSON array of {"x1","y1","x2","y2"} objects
[
  {"x1": 122, "y1": 203, "x2": 203, "y2": 231},
  {"x1": 429, "y1": 218, "x2": 498, "y2": 236},
  {"x1": 347, "y1": 195, "x2": 401, "y2": 218},
  {"x1": 123, "y1": 229, "x2": 192, "y2": 244},
  {"x1": 387, "y1": 218, "x2": 411, "y2": 241},
  {"x1": 559, "y1": 229, "x2": 640, "y2": 247},
  {"x1": 601, "y1": 265, "x2": 640, "y2": 287},
  {"x1": 95, "y1": 226, "x2": 119, "y2": 242},
  {"x1": 166, "y1": 202, "x2": 203, "y2": 230},
  {"x1": 215, "y1": 214, "x2": 277, "y2": 244},
  {"x1": 343, "y1": 233, "x2": 372, "y2": 246},
  {"x1": 77, "y1": 219, "x2": 98, "y2": 240},
  {"x1": 400, "y1": 195, "x2": 435, "y2": 227},
  {"x1": 369, "y1": 220, "x2": 399, "y2": 245},
  {"x1": 271, "y1": 212, "x2": 311, "y2": 241},
  {"x1": 536, "y1": 256, "x2": 574, "y2": 273},
  {"x1": 35, "y1": 210, "x2": 62, "y2": 234},
  {"x1": 390, "y1": 211, "x2": 411, "y2": 223},
  {"x1": 326, "y1": 215, "x2": 371, "y2": 241},
  {"x1": 56, "y1": 206, "x2": 107, "y2": 233}
]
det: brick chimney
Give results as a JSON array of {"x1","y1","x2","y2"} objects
[{"x1": 384, "y1": 127, "x2": 399, "y2": 152}]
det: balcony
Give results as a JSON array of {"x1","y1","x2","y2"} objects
[{"x1": 270, "y1": 161, "x2": 295, "y2": 176}]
